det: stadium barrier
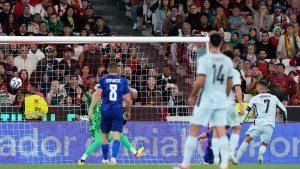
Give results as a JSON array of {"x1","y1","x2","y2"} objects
[
  {"x1": 0, "y1": 106, "x2": 299, "y2": 122},
  {"x1": 0, "y1": 122, "x2": 299, "y2": 164}
]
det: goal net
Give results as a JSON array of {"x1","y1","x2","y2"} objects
[{"x1": 0, "y1": 36, "x2": 209, "y2": 165}]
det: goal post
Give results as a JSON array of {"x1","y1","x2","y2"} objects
[{"x1": 0, "y1": 36, "x2": 210, "y2": 165}]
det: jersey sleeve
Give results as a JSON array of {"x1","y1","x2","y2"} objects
[
  {"x1": 196, "y1": 56, "x2": 206, "y2": 76},
  {"x1": 98, "y1": 77, "x2": 104, "y2": 89},
  {"x1": 227, "y1": 58, "x2": 234, "y2": 78},
  {"x1": 274, "y1": 96, "x2": 287, "y2": 120},
  {"x1": 123, "y1": 79, "x2": 130, "y2": 94},
  {"x1": 241, "y1": 96, "x2": 256, "y2": 123},
  {"x1": 206, "y1": 130, "x2": 213, "y2": 138},
  {"x1": 233, "y1": 69, "x2": 241, "y2": 86}
]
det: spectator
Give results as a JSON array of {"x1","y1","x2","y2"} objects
[
  {"x1": 36, "y1": 45, "x2": 58, "y2": 73},
  {"x1": 285, "y1": 0, "x2": 300, "y2": 16},
  {"x1": 132, "y1": 74, "x2": 145, "y2": 102},
  {"x1": 12, "y1": 91, "x2": 25, "y2": 106},
  {"x1": 64, "y1": 94, "x2": 73, "y2": 105},
  {"x1": 74, "y1": 86, "x2": 83, "y2": 104},
  {"x1": 28, "y1": 13, "x2": 42, "y2": 34},
  {"x1": 14, "y1": 45, "x2": 37, "y2": 76},
  {"x1": 185, "y1": 4, "x2": 200, "y2": 32},
  {"x1": 240, "y1": 14, "x2": 259, "y2": 39},
  {"x1": 220, "y1": 0, "x2": 231, "y2": 18},
  {"x1": 245, "y1": 66, "x2": 263, "y2": 96},
  {"x1": 40, "y1": 73, "x2": 51, "y2": 97},
  {"x1": 199, "y1": 0, "x2": 214, "y2": 23},
  {"x1": 256, "y1": 48, "x2": 269, "y2": 76},
  {"x1": 78, "y1": 43, "x2": 103, "y2": 76},
  {"x1": 155, "y1": 0, "x2": 171, "y2": 35},
  {"x1": 0, "y1": 73, "x2": 10, "y2": 105},
  {"x1": 33, "y1": 0, "x2": 51, "y2": 18},
  {"x1": 43, "y1": 5, "x2": 55, "y2": 21},
  {"x1": 86, "y1": 75, "x2": 96, "y2": 93},
  {"x1": 0, "y1": 63, "x2": 5, "y2": 75},
  {"x1": 253, "y1": 3, "x2": 272, "y2": 32},
  {"x1": 2, "y1": 13, "x2": 18, "y2": 34},
  {"x1": 47, "y1": 64, "x2": 65, "y2": 83},
  {"x1": 16, "y1": 23, "x2": 29, "y2": 36},
  {"x1": 64, "y1": 74, "x2": 84, "y2": 98},
  {"x1": 229, "y1": 6, "x2": 245, "y2": 32},
  {"x1": 181, "y1": 0, "x2": 194, "y2": 19},
  {"x1": 240, "y1": 0, "x2": 256, "y2": 15},
  {"x1": 141, "y1": 76, "x2": 162, "y2": 105},
  {"x1": 95, "y1": 65, "x2": 106, "y2": 82},
  {"x1": 277, "y1": 23, "x2": 300, "y2": 59},
  {"x1": 233, "y1": 47, "x2": 243, "y2": 69},
  {"x1": 193, "y1": 13, "x2": 214, "y2": 33},
  {"x1": 248, "y1": 28, "x2": 259, "y2": 45},
  {"x1": 242, "y1": 43, "x2": 257, "y2": 66},
  {"x1": 35, "y1": 21, "x2": 48, "y2": 36},
  {"x1": 77, "y1": 0, "x2": 89, "y2": 17},
  {"x1": 289, "y1": 71, "x2": 297, "y2": 79},
  {"x1": 59, "y1": 45, "x2": 77, "y2": 76},
  {"x1": 54, "y1": 0, "x2": 71, "y2": 17},
  {"x1": 60, "y1": 23, "x2": 73, "y2": 36},
  {"x1": 29, "y1": 44, "x2": 45, "y2": 62},
  {"x1": 13, "y1": 0, "x2": 34, "y2": 19},
  {"x1": 46, "y1": 79, "x2": 67, "y2": 105},
  {"x1": 270, "y1": 26, "x2": 283, "y2": 49},
  {"x1": 289, "y1": 14, "x2": 298, "y2": 24},
  {"x1": 257, "y1": 31, "x2": 277, "y2": 59},
  {"x1": 133, "y1": 57, "x2": 149, "y2": 77},
  {"x1": 157, "y1": 65, "x2": 174, "y2": 91},
  {"x1": 4, "y1": 54, "x2": 18, "y2": 79},
  {"x1": 230, "y1": 0, "x2": 245, "y2": 9},
  {"x1": 60, "y1": 6, "x2": 78, "y2": 31},
  {"x1": 236, "y1": 34, "x2": 249, "y2": 56},
  {"x1": 17, "y1": 4, "x2": 33, "y2": 25},
  {"x1": 267, "y1": 63, "x2": 297, "y2": 101},
  {"x1": 18, "y1": 69, "x2": 30, "y2": 94},
  {"x1": 294, "y1": 23, "x2": 300, "y2": 37},
  {"x1": 213, "y1": 6, "x2": 229, "y2": 31},
  {"x1": 229, "y1": 32, "x2": 240, "y2": 47},
  {"x1": 77, "y1": 5, "x2": 95, "y2": 30},
  {"x1": 92, "y1": 16, "x2": 111, "y2": 36},
  {"x1": 162, "y1": 5, "x2": 179, "y2": 36},
  {"x1": 48, "y1": 13, "x2": 64, "y2": 35},
  {"x1": 165, "y1": 83, "x2": 187, "y2": 116},
  {"x1": 241, "y1": 59, "x2": 252, "y2": 85},
  {"x1": 266, "y1": 0, "x2": 274, "y2": 14},
  {"x1": 125, "y1": 47, "x2": 138, "y2": 71},
  {"x1": 0, "y1": 1, "x2": 11, "y2": 26},
  {"x1": 270, "y1": 2, "x2": 290, "y2": 33},
  {"x1": 78, "y1": 64, "x2": 90, "y2": 86}
]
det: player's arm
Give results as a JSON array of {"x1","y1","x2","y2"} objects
[
  {"x1": 188, "y1": 75, "x2": 205, "y2": 106},
  {"x1": 226, "y1": 77, "x2": 233, "y2": 96},
  {"x1": 275, "y1": 96, "x2": 288, "y2": 123},
  {"x1": 124, "y1": 93, "x2": 131, "y2": 120},
  {"x1": 240, "y1": 98, "x2": 254, "y2": 124},
  {"x1": 88, "y1": 89, "x2": 102, "y2": 120},
  {"x1": 197, "y1": 132, "x2": 208, "y2": 141},
  {"x1": 235, "y1": 85, "x2": 245, "y2": 115}
]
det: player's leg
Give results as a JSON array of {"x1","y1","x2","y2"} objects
[
  {"x1": 110, "y1": 108, "x2": 124, "y2": 164},
  {"x1": 180, "y1": 108, "x2": 211, "y2": 169},
  {"x1": 258, "y1": 126, "x2": 273, "y2": 164},
  {"x1": 236, "y1": 124, "x2": 262, "y2": 162},
  {"x1": 120, "y1": 133, "x2": 144, "y2": 158},
  {"x1": 210, "y1": 109, "x2": 228, "y2": 168},
  {"x1": 100, "y1": 111, "x2": 112, "y2": 164},
  {"x1": 211, "y1": 127, "x2": 220, "y2": 165},
  {"x1": 78, "y1": 131, "x2": 102, "y2": 164}
]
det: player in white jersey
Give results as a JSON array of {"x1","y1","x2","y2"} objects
[
  {"x1": 176, "y1": 32, "x2": 234, "y2": 169},
  {"x1": 236, "y1": 80, "x2": 287, "y2": 164},
  {"x1": 223, "y1": 51, "x2": 245, "y2": 165}
]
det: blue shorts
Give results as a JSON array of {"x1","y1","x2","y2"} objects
[
  {"x1": 203, "y1": 147, "x2": 214, "y2": 164},
  {"x1": 101, "y1": 108, "x2": 124, "y2": 133}
]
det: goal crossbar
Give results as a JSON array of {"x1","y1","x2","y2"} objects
[{"x1": 0, "y1": 36, "x2": 210, "y2": 44}]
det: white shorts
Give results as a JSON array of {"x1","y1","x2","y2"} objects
[
  {"x1": 227, "y1": 105, "x2": 241, "y2": 127},
  {"x1": 246, "y1": 124, "x2": 274, "y2": 144},
  {"x1": 190, "y1": 107, "x2": 227, "y2": 127}
]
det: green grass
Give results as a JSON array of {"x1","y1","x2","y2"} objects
[{"x1": 0, "y1": 165, "x2": 300, "y2": 169}]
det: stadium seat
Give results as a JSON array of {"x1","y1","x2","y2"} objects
[
  {"x1": 224, "y1": 32, "x2": 231, "y2": 42},
  {"x1": 282, "y1": 59, "x2": 291, "y2": 67},
  {"x1": 243, "y1": 94, "x2": 253, "y2": 103}
]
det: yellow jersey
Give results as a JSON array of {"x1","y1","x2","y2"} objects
[
  {"x1": 236, "y1": 102, "x2": 252, "y2": 122},
  {"x1": 24, "y1": 95, "x2": 48, "y2": 120}
]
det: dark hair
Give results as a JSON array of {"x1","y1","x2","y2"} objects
[
  {"x1": 257, "y1": 80, "x2": 268, "y2": 88},
  {"x1": 223, "y1": 50, "x2": 234, "y2": 60},
  {"x1": 258, "y1": 48, "x2": 268, "y2": 54},
  {"x1": 209, "y1": 32, "x2": 223, "y2": 47},
  {"x1": 243, "y1": 59, "x2": 251, "y2": 63},
  {"x1": 108, "y1": 62, "x2": 119, "y2": 73},
  {"x1": 261, "y1": 30, "x2": 269, "y2": 35},
  {"x1": 100, "y1": 70, "x2": 109, "y2": 76},
  {"x1": 286, "y1": 23, "x2": 294, "y2": 29},
  {"x1": 276, "y1": 63, "x2": 285, "y2": 69}
]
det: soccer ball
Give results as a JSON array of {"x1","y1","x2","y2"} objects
[{"x1": 10, "y1": 77, "x2": 22, "y2": 89}]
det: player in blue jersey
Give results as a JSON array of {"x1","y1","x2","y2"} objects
[
  {"x1": 88, "y1": 62, "x2": 131, "y2": 165},
  {"x1": 198, "y1": 127, "x2": 230, "y2": 164}
]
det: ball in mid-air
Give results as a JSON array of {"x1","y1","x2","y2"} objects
[{"x1": 10, "y1": 77, "x2": 22, "y2": 89}]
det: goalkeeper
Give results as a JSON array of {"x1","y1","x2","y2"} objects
[{"x1": 78, "y1": 93, "x2": 144, "y2": 165}]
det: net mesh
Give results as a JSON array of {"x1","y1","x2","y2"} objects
[{"x1": 0, "y1": 38, "x2": 208, "y2": 164}]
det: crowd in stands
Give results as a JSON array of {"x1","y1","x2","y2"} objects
[{"x1": 1, "y1": 0, "x2": 300, "y2": 119}]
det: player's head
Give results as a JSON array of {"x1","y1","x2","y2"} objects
[
  {"x1": 256, "y1": 80, "x2": 269, "y2": 93},
  {"x1": 209, "y1": 32, "x2": 223, "y2": 48},
  {"x1": 28, "y1": 81, "x2": 39, "y2": 94},
  {"x1": 223, "y1": 50, "x2": 234, "y2": 60},
  {"x1": 107, "y1": 62, "x2": 119, "y2": 74}
]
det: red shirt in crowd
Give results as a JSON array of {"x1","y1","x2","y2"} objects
[
  {"x1": 257, "y1": 62, "x2": 269, "y2": 76},
  {"x1": 268, "y1": 73, "x2": 296, "y2": 96}
]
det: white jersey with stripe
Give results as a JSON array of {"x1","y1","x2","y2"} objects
[
  {"x1": 196, "y1": 53, "x2": 234, "y2": 109},
  {"x1": 242, "y1": 93, "x2": 287, "y2": 128},
  {"x1": 228, "y1": 69, "x2": 241, "y2": 105}
]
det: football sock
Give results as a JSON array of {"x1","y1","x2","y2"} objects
[
  {"x1": 229, "y1": 133, "x2": 240, "y2": 152},
  {"x1": 219, "y1": 136, "x2": 229, "y2": 168},
  {"x1": 112, "y1": 140, "x2": 121, "y2": 158},
  {"x1": 84, "y1": 132, "x2": 102, "y2": 156},
  {"x1": 236, "y1": 142, "x2": 249, "y2": 161},
  {"x1": 211, "y1": 138, "x2": 220, "y2": 159},
  {"x1": 101, "y1": 144, "x2": 109, "y2": 160},
  {"x1": 182, "y1": 136, "x2": 198, "y2": 168},
  {"x1": 120, "y1": 134, "x2": 137, "y2": 154},
  {"x1": 258, "y1": 145, "x2": 266, "y2": 158}
]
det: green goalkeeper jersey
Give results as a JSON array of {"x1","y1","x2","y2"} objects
[{"x1": 85, "y1": 93, "x2": 101, "y2": 137}]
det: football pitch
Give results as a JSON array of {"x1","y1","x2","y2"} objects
[{"x1": 0, "y1": 165, "x2": 300, "y2": 169}]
